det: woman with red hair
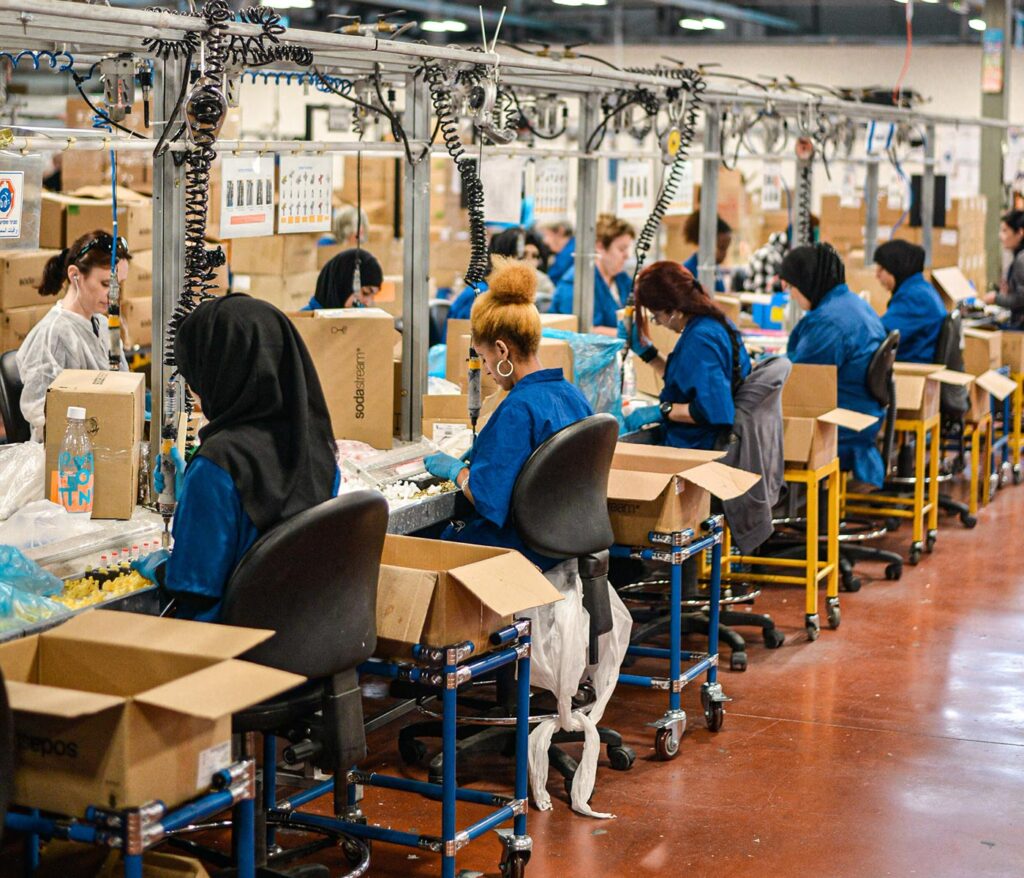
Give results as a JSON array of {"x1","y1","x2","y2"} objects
[{"x1": 624, "y1": 261, "x2": 750, "y2": 449}]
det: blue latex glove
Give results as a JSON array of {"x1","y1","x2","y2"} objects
[
  {"x1": 424, "y1": 452, "x2": 465, "y2": 484},
  {"x1": 624, "y1": 404, "x2": 662, "y2": 434},
  {"x1": 458, "y1": 446, "x2": 473, "y2": 464},
  {"x1": 153, "y1": 446, "x2": 186, "y2": 501},
  {"x1": 131, "y1": 547, "x2": 170, "y2": 583},
  {"x1": 616, "y1": 318, "x2": 655, "y2": 359}
]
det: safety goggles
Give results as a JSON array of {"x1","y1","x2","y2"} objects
[{"x1": 77, "y1": 233, "x2": 130, "y2": 261}]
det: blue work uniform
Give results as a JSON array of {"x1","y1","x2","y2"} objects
[
  {"x1": 787, "y1": 284, "x2": 888, "y2": 486},
  {"x1": 683, "y1": 253, "x2": 726, "y2": 293},
  {"x1": 881, "y1": 272, "x2": 946, "y2": 364},
  {"x1": 301, "y1": 296, "x2": 324, "y2": 311},
  {"x1": 165, "y1": 456, "x2": 340, "y2": 622},
  {"x1": 660, "y1": 316, "x2": 751, "y2": 450},
  {"x1": 547, "y1": 238, "x2": 576, "y2": 285},
  {"x1": 443, "y1": 368, "x2": 592, "y2": 570},
  {"x1": 550, "y1": 267, "x2": 631, "y2": 330}
]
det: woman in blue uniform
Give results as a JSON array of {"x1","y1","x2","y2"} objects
[
  {"x1": 781, "y1": 244, "x2": 888, "y2": 486},
  {"x1": 541, "y1": 221, "x2": 575, "y2": 286},
  {"x1": 550, "y1": 214, "x2": 634, "y2": 335},
  {"x1": 874, "y1": 240, "x2": 945, "y2": 364},
  {"x1": 303, "y1": 248, "x2": 383, "y2": 310},
  {"x1": 139, "y1": 295, "x2": 339, "y2": 620},
  {"x1": 623, "y1": 262, "x2": 751, "y2": 448},
  {"x1": 424, "y1": 259, "x2": 592, "y2": 570},
  {"x1": 681, "y1": 211, "x2": 731, "y2": 294}
]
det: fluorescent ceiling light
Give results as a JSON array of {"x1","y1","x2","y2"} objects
[
  {"x1": 421, "y1": 19, "x2": 468, "y2": 31},
  {"x1": 442, "y1": 19, "x2": 468, "y2": 31},
  {"x1": 968, "y1": 17, "x2": 986, "y2": 30},
  {"x1": 920, "y1": 0, "x2": 940, "y2": 4},
  {"x1": 268, "y1": 0, "x2": 312, "y2": 8},
  {"x1": 702, "y1": 17, "x2": 726, "y2": 29},
  {"x1": 679, "y1": 18, "x2": 705, "y2": 30},
  {"x1": 553, "y1": 0, "x2": 586, "y2": 5}
]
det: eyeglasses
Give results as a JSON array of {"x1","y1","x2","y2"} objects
[{"x1": 77, "y1": 233, "x2": 130, "y2": 261}]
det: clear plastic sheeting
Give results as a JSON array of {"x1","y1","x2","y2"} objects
[
  {"x1": 0, "y1": 151, "x2": 43, "y2": 250},
  {"x1": 524, "y1": 560, "x2": 631, "y2": 819},
  {"x1": 542, "y1": 329, "x2": 625, "y2": 422},
  {"x1": 0, "y1": 583, "x2": 68, "y2": 634},
  {"x1": 0, "y1": 499, "x2": 102, "y2": 551},
  {"x1": 0, "y1": 441, "x2": 44, "y2": 521},
  {"x1": 0, "y1": 544, "x2": 62, "y2": 596},
  {"x1": 22, "y1": 508, "x2": 162, "y2": 572}
]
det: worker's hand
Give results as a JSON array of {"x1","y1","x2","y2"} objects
[
  {"x1": 617, "y1": 319, "x2": 657, "y2": 360},
  {"x1": 153, "y1": 446, "x2": 186, "y2": 501},
  {"x1": 458, "y1": 446, "x2": 473, "y2": 464},
  {"x1": 983, "y1": 291, "x2": 997, "y2": 305},
  {"x1": 131, "y1": 547, "x2": 170, "y2": 584},
  {"x1": 623, "y1": 404, "x2": 663, "y2": 434},
  {"x1": 424, "y1": 452, "x2": 466, "y2": 485}
]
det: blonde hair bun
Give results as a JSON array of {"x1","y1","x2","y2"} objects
[{"x1": 486, "y1": 257, "x2": 537, "y2": 306}]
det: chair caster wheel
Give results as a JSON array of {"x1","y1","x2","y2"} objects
[
  {"x1": 500, "y1": 849, "x2": 531, "y2": 878},
  {"x1": 1015, "y1": 467, "x2": 1023, "y2": 485},
  {"x1": 428, "y1": 770, "x2": 442, "y2": 786},
  {"x1": 885, "y1": 562, "x2": 902, "y2": 581},
  {"x1": 730, "y1": 651, "x2": 748, "y2": 672},
  {"x1": 827, "y1": 600, "x2": 841, "y2": 629},
  {"x1": 840, "y1": 569, "x2": 862, "y2": 592},
  {"x1": 805, "y1": 614, "x2": 820, "y2": 642},
  {"x1": 884, "y1": 517, "x2": 901, "y2": 532},
  {"x1": 607, "y1": 744, "x2": 636, "y2": 771},
  {"x1": 562, "y1": 775, "x2": 594, "y2": 804},
  {"x1": 654, "y1": 726, "x2": 681, "y2": 760},
  {"x1": 960, "y1": 511, "x2": 977, "y2": 528},
  {"x1": 398, "y1": 735, "x2": 427, "y2": 766},
  {"x1": 763, "y1": 627, "x2": 786, "y2": 649},
  {"x1": 909, "y1": 544, "x2": 922, "y2": 565}
]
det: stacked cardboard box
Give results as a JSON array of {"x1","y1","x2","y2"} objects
[
  {"x1": 229, "y1": 233, "x2": 319, "y2": 312},
  {"x1": 40, "y1": 188, "x2": 153, "y2": 252},
  {"x1": 0, "y1": 250, "x2": 61, "y2": 352},
  {"x1": 339, "y1": 154, "x2": 400, "y2": 229}
]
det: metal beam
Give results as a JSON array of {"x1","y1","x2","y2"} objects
[
  {"x1": 643, "y1": 0, "x2": 800, "y2": 31},
  {"x1": 358, "y1": 0, "x2": 589, "y2": 36},
  {"x1": 574, "y1": 93, "x2": 601, "y2": 332}
]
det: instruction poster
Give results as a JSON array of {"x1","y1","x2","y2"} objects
[
  {"x1": 278, "y1": 155, "x2": 332, "y2": 234},
  {"x1": 480, "y1": 156, "x2": 525, "y2": 225},
  {"x1": 0, "y1": 170, "x2": 24, "y2": 238},
  {"x1": 840, "y1": 165, "x2": 860, "y2": 208},
  {"x1": 665, "y1": 161, "x2": 694, "y2": 216},
  {"x1": 220, "y1": 155, "x2": 275, "y2": 239},
  {"x1": 533, "y1": 158, "x2": 571, "y2": 224},
  {"x1": 615, "y1": 160, "x2": 652, "y2": 220},
  {"x1": 761, "y1": 161, "x2": 783, "y2": 212}
]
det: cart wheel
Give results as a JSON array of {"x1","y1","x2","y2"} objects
[
  {"x1": 885, "y1": 517, "x2": 901, "y2": 532},
  {"x1": 654, "y1": 726, "x2": 680, "y2": 760},
  {"x1": 607, "y1": 744, "x2": 636, "y2": 771},
  {"x1": 763, "y1": 627, "x2": 786, "y2": 649},
  {"x1": 805, "y1": 614, "x2": 820, "y2": 642},
  {"x1": 704, "y1": 700, "x2": 725, "y2": 732},
  {"x1": 398, "y1": 735, "x2": 427, "y2": 766},
  {"x1": 960, "y1": 511, "x2": 977, "y2": 528},
  {"x1": 827, "y1": 600, "x2": 841, "y2": 630},
  {"x1": 500, "y1": 851, "x2": 531, "y2": 878},
  {"x1": 909, "y1": 543, "x2": 923, "y2": 565},
  {"x1": 926, "y1": 531, "x2": 938, "y2": 552},
  {"x1": 730, "y1": 651, "x2": 748, "y2": 672},
  {"x1": 885, "y1": 562, "x2": 902, "y2": 581},
  {"x1": 1015, "y1": 466, "x2": 1023, "y2": 485}
]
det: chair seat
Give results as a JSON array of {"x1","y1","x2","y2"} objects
[{"x1": 233, "y1": 680, "x2": 324, "y2": 733}]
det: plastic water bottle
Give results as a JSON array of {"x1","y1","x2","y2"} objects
[{"x1": 57, "y1": 406, "x2": 94, "y2": 520}]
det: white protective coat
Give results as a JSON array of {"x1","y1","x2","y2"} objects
[
  {"x1": 524, "y1": 559, "x2": 632, "y2": 819},
  {"x1": 16, "y1": 302, "x2": 126, "y2": 442}
]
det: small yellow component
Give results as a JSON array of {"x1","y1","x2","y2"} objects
[{"x1": 53, "y1": 570, "x2": 152, "y2": 611}]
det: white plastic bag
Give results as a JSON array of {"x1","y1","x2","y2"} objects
[
  {"x1": 524, "y1": 560, "x2": 631, "y2": 819},
  {"x1": 0, "y1": 442, "x2": 45, "y2": 522},
  {"x1": 0, "y1": 499, "x2": 102, "y2": 550}
]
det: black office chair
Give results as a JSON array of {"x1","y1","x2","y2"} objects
[
  {"x1": 535, "y1": 291, "x2": 553, "y2": 313},
  {"x1": 166, "y1": 491, "x2": 388, "y2": 875},
  {"x1": 0, "y1": 351, "x2": 30, "y2": 443},
  {"x1": 428, "y1": 298, "x2": 451, "y2": 347},
  {"x1": 397, "y1": 414, "x2": 636, "y2": 793}
]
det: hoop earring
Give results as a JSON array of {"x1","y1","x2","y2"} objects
[{"x1": 497, "y1": 359, "x2": 514, "y2": 378}]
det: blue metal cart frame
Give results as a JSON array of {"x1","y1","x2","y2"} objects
[
  {"x1": 4, "y1": 761, "x2": 256, "y2": 878},
  {"x1": 991, "y1": 366, "x2": 1019, "y2": 486},
  {"x1": 262, "y1": 620, "x2": 533, "y2": 878},
  {"x1": 611, "y1": 516, "x2": 728, "y2": 760}
]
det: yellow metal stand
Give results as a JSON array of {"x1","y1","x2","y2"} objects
[
  {"x1": 845, "y1": 413, "x2": 940, "y2": 565},
  {"x1": 1011, "y1": 373, "x2": 1024, "y2": 477},
  {"x1": 720, "y1": 458, "x2": 841, "y2": 640},
  {"x1": 964, "y1": 412, "x2": 993, "y2": 519}
]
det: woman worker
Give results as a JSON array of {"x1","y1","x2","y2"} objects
[
  {"x1": 541, "y1": 221, "x2": 574, "y2": 287},
  {"x1": 781, "y1": 243, "x2": 888, "y2": 486},
  {"x1": 550, "y1": 214, "x2": 634, "y2": 335},
  {"x1": 447, "y1": 227, "x2": 526, "y2": 323},
  {"x1": 682, "y1": 211, "x2": 731, "y2": 293},
  {"x1": 422, "y1": 259, "x2": 592, "y2": 570},
  {"x1": 623, "y1": 262, "x2": 751, "y2": 446},
  {"x1": 138, "y1": 294, "x2": 339, "y2": 621},
  {"x1": 17, "y1": 231, "x2": 131, "y2": 442},
  {"x1": 874, "y1": 240, "x2": 945, "y2": 364},
  {"x1": 983, "y1": 210, "x2": 1024, "y2": 328},
  {"x1": 304, "y1": 248, "x2": 383, "y2": 310}
]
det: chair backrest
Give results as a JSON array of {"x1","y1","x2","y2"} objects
[
  {"x1": 867, "y1": 331, "x2": 900, "y2": 476},
  {"x1": 510, "y1": 413, "x2": 618, "y2": 560},
  {"x1": 535, "y1": 292, "x2": 553, "y2": 314},
  {"x1": 222, "y1": 490, "x2": 388, "y2": 679},
  {"x1": 0, "y1": 351, "x2": 29, "y2": 443},
  {"x1": 935, "y1": 310, "x2": 970, "y2": 420}
]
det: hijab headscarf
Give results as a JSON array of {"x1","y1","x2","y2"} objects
[
  {"x1": 873, "y1": 240, "x2": 925, "y2": 292},
  {"x1": 778, "y1": 243, "x2": 846, "y2": 309},
  {"x1": 314, "y1": 249, "x2": 384, "y2": 309},
  {"x1": 175, "y1": 294, "x2": 337, "y2": 532}
]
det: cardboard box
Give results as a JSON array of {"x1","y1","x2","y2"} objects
[
  {"x1": 420, "y1": 391, "x2": 503, "y2": 441},
  {"x1": 228, "y1": 234, "x2": 319, "y2": 277},
  {"x1": 0, "y1": 610, "x2": 302, "y2": 815},
  {"x1": 44, "y1": 370, "x2": 145, "y2": 520},
  {"x1": 445, "y1": 324, "x2": 574, "y2": 392},
  {"x1": 929, "y1": 266, "x2": 975, "y2": 311},
  {"x1": 781, "y1": 365, "x2": 879, "y2": 469},
  {"x1": 605, "y1": 444, "x2": 760, "y2": 547},
  {"x1": 121, "y1": 297, "x2": 152, "y2": 348},
  {"x1": 633, "y1": 322, "x2": 679, "y2": 397},
  {"x1": 540, "y1": 313, "x2": 579, "y2": 333},
  {"x1": 121, "y1": 249, "x2": 153, "y2": 300},
  {"x1": 1000, "y1": 331, "x2": 1024, "y2": 374},
  {"x1": 1, "y1": 304, "x2": 53, "y2": 352},
  {"x1": 968, "y1": 370, "x2": 1017, "y2": 422},
  {"x1": 893, "y1": 362, "x2": 974, "y2": 421},
  {"x1": 289, "y1": 308, "x2": 395, "y2": 448},
  {"x1": 963, "y1": 328, "x2": 1001, "y2": 377},
  {"x1": 0, "y1": 250, "x2": 59, "y2": 310},
  {"x1": 236, "y1": 271, "x2": 318, "y2": 312},
  {"x1": 41, "y1": 190, "x2": 153, "y2": 252},
  {"x1": 375, "y1": 534, "x2": 563, "y2": 660}
]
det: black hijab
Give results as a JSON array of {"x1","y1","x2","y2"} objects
[
  {"x1": 874, "y1": 240, "x2": 925, "y2": 292},
  {"x1": 175, "y1": 294, "x2": 337, "y2": 532},
  {"x1": 315, "y1": 249, "x2": 384, "y2": 309},
  {"x1": 778, "y1": 243, "x2": 846, "y2": 309}
]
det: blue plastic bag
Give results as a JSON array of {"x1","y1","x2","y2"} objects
[
  {"x1": 429, "y1": 344, "x2": 448, "y2": 379},
  {"x1": 0, "y1": 583, "x2": 69, "y2": 633},
  {"x1": 0, "y1": 545, "x2": 63, "y2": 597},
  {"x1": 542, "y1": 329, "x2": 625, "y2": 422}
]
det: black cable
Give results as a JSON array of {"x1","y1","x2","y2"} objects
[
  {"x1": 506, "y1": 87, "x2": 566, "y2": 141},
  {"x1": 371, "y1": 63, "x2": 417, "y2": 166},
  {"x1": 152, "y1": 49, "x2": 194, "y2": 159},
  {"x1": 71, "y1": 73, "x2": 148, "y2": 140}
]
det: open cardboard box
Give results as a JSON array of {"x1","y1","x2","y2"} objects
[
  {"x1": 420, "y1": 391, "x2": 504, "y2": 442},
  {"x1": 968, "y1": 369, "x2": 1018, "y2": 422},
  {"x1": 0, "y1": 610, "x2": 303, "y2": 815},
  {"x1": 1001, "y1": 331, "x2": 1024, "y2": 374},
  {"x1": 375, "y1": 535, "x2": 563, "y2": 660},
  {"x1": 929, "y1": 266, "x2": 976, "y2": 312},
  {"x1": 782, "y1": 365, "x2": 879, "y2": 469},
  {"x1": 963, "y1": 328, "x2": 1001, "y2": 377},
  {"x1": 894, "y1": 362, "x2": 975, "y2": 421},
  {"x1": 606, "y1": 444, "x2": 760, "y2": 547}
]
